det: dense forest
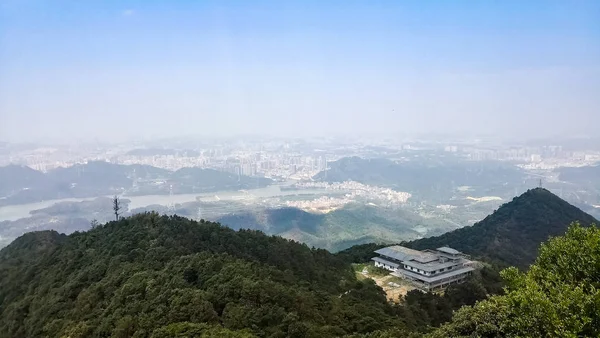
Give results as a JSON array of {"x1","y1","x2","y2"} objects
[
  {"x1": 0, "y1": 213, "x2": 417, "y2": 337},
  {"x1": 1, "y1": 188, "x2": 598, "y2": 337},
  {"x1": 336, "y1": 188, "x2": 598, "y2": 270},
  {"x1": 216, "y1": 204, "x2": 436, "y2": 252},
  {"x1": 428, "y1": 223, "x2": 600, "y2": 337},
  {"x1": 339, "y1": 223, "x2": 600, "y2": 338},
  {"x1": 0, "y1": 212, "x2": 505, "y2": 338},
  {"x1": 406, "y1": 188, "x2": 598, "y2": 269}
]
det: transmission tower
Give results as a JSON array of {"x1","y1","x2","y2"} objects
[{"x1": 168, "y1": 184, "x2": 175, "y2": 212}]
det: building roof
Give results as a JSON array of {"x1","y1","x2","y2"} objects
[
  {"x1": 374, "y1": 245, "x2": 469, "y2": 272},
  {"x1": 437, "y1": 247, "x2": 460, "y2": 255},
  {"x1": 403, "y1": 259, "x2": 464, "y2": 272},
  {"x1": 371, "y1": 257, "x2": 399, "y2": 268},
  {"x1": 374, "y1": 245, "x2": 438, "y2": 263}
]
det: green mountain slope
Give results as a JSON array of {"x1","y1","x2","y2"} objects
[
  {"x1": 406, "y1": 188, "x2": 598, "y2": 269},
  {"x1": 217, "y1": 204, "x2": 444, "y2": 252},
  {"x1": 428, "y1": 223, "x2": 600, "y2": 338},
  {"x1": 3, "y1": 192, "x2": 595, "y2": 337},
  {"x1": 0, "y1": 213, "x2": 408, "y2": 337}
]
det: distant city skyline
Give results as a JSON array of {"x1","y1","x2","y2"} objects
[{"x1": 1, "y1": 1, "x2": 599, "y2": 142}]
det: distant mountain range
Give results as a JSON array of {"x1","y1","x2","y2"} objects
[
  {"x1": 558, "y1": 165, "x2": 600, "y2": 189},
  {"x1": 405, "y1": 188, "x2": 598, "y2": 269},
  {"x1": 314, "y1": 156, "x2": 534, "y2": 202},
  {"x1": 0, "y1": 162, "x2": 272, "y2": 206}
]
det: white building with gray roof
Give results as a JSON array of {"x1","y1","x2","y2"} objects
[{"x1": 372, "y1": 245, "x2": 475, "y2": 291}]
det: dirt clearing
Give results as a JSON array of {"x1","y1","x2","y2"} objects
[{"x1": 354, "y1": 264, "x2": 415, "y2": 302}]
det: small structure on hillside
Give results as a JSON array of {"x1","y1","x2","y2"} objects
[{"x1": 372, "y1": 245, "x2": 475, "y2": 291}]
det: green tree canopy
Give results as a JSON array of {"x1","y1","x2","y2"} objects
[
  {"x1": 0, "y1": 213, "x2": 407, "y2": 337},
  {"x1": 429, "y1": 222, "x2": 600, "y2": 338}
]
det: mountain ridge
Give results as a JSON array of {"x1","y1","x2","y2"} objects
[
  {"x1": 0, "y1": 213, "x2": 416, "y2": 337},
  {"x1": 1, "y1": 188, "x2": 597, "y2": 336},
  {"x1": 0, "y1": 162, "x2": 272, "y2": 206},
  {"x1": 405, "y1": 187, "x2": 598, "y2": 269},
  {"x1": 313, "y1": 156, "x2": 528, "y2": 201}
]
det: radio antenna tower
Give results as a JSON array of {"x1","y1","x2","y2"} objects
[{"x1": 168, "y1": 184, "x2": 175, "y2": 212}]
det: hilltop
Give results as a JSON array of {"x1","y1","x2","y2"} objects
[
  {"x1": 406, "y1": 188, "x2": 598, "y2": 269},
  {"x1": 428, "y1": 223, "x2": 600, "y2": 337},
  {"x1": 0, "y1": 213, "x2": 410, "y2": 337},
  {"x1": 1, "y1": 193, "x2": 598, "y2": 337}
]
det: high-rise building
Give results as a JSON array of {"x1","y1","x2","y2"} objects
[{"x1": 241, "y1": 163, "x2": 253, "y2": 176}]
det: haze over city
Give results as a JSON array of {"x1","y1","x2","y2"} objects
[
  {"x1": 2, "y1": 2, "x2": 600, "y2": 337},
  {"x1": 1, "y1": 0, "x2": 599, "y2": 142}
]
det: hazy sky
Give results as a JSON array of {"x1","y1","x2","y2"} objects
[{"x1": 1, "y1": 1, "x2": 599, "y2": 143}]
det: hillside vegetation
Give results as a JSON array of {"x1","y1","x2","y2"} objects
[
  {"x1": 428, "y1": 223, "x2": 600, "y2": 337},
  {"x1": 217, "y1": 204, "x2": 449, "y2": 252},
  {"x1": 2, "y1": 189, "x2": 599, "y2": 337},
  {"x1": 0, "y1": 213, "x2": 412, "y2": 337},
  {"x1": 406, "y1": 188, "x2": 598, "y2": 269}
]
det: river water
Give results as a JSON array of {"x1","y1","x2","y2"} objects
[{"x1": 0, "y1": 182, "x2": 332, "y2": 221}]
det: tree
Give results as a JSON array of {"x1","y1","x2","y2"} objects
[
  {"x1": 113, "y1": 196, "x2": 121, "y2": 221},
  {"x1": 0, "y1": 213, "x2": 405, "y2": 337},
  {"x1": 90, "y1": 219, "x2": 99, "y2": 229},
  {"x1": 430, "y1": 222, "x2": 600, "y2": 337}
]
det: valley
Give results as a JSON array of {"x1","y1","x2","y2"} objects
[
  {"x1": 1, "y1": 187, "x2": 597, "y2": 337},
  {"x1": 2, "y1": 152, "x2": 600, "y2": 251},
  {"x1": 0, "y1": 177, "x2": 506, "y2": 251},
  {"x1": 2, "y1": 2, "x2": 599, "y2": 335}
]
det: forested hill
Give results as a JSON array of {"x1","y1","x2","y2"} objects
[
  {"x1": 406, "y1": 188, "x2": 598, "y2": 269},
  {"x1": 313, "y1": 156, "x2": 525, "y2": 194},
  {"x1": 0, "y1": 213, "x2": 411, "y2": 337},
  {"x1": 0, "y1": 162, "x2": 272, "y2": 206}
]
